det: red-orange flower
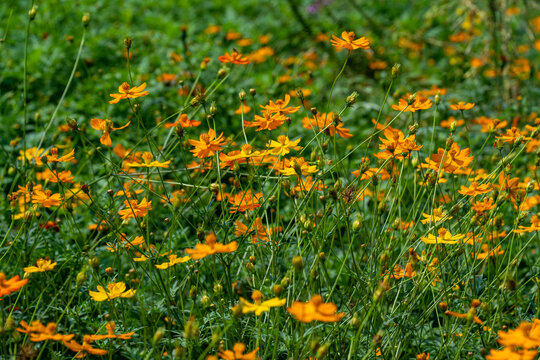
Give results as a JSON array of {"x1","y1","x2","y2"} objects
[
  {"x1": 0, "y1": 273, "x2": 28, "y2": 298},
  {"x1": 109, "y1": 82, "x2": 149, "y2": 104},
  {"x1": 218, "y1": 51, "x2": 250, "y2": 65}
]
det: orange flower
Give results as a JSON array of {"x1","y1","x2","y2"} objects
[
  {"x1": 458, "y1": 181, "x2": 493, "y2": 196},
  {"x1": 330, "y1": 31, "x2": 370, "y2": 51},
  {"x1": 472, "y1": 244, "x2": 504, "y2": 260},
  {"x1": 444, "y1": 310, "x2": 483, "y2": 324},
  {"x1": 245, "y1": 111, "x2": 287, "y2": 131},
  {"x1": 185, "y1": 233, "x2": 238, "y2": 260},
  {"x1": 392, "y1": 262, "x2": 416, "y2": 279},
  {"x1": 218, "y1": 343, "x2": 259, "y2": 360},
  {"x1": 234, "y1": 217, "x2": 272, "y2": 243},
  {"x1": 83, "y1": 321, "x2": 134, "y2": 341},
  {"x1": 495, "y1": 127, "x2": 532, "y2": 144},
  {"x1": 260, "y1": 94, "x2": 300, "y2": 116},
  {"x1": 392, "y1": 95, "x2": 433, "y2": 112},
  {"x1": 287, "y1": 295, "x2": 345, "y2": 323},
  {"x1": 89, "y1": 282, "x2": 136, "y2": 301},
  {"x1": 514, "y1": 215, "x2": 540, "y2": 233},
  {"x1": 228, "y1": 190, "x2": 263, "y2": 213},
  {"x1": 90, "y1": 118, "x2": 130, "y2": 147},
  {"x1": 0, "y1": 272, "x2": 28, "y2": 297},
  {"x1": 189, "y1": 129, "x2": 227, "y2": 158},
  {"x1": 118, "y1": 198, "x2": 152, "y2": 220},
  {"x1": 450, "y1": 102, "x2": 475, "y2": 111},
  {"x1": 47, "y1": 148, "x2": 76, "y2": 163},
  {"x1": 301, "y1": 112, "x2": 352, "y2": 138},
  {"x1": 163, "y1": 113, "x2": 201, "y2": 129},
  {"x1": 16, "y1": 320, "x2": 74, "y2": 342},
  {"x1": 31, "y1": 189, "x2": 61, "y2": 208},
  {"x1": 218, "y1": 51, "x2": 250, "y2": 65},
  {"x1": 471, "y1": 198, "x2": 496, "y2": 213},
  {"x1": 421, "y1": 142, "x2": 473, "y2": 174},
  {"x1": 475, "y1": 117, "x2": 507, "y2": 133},
  {"x1": 24, "y1": 259, "x2": 57, "y2": 273},
  {"x1": 376, "y1": 127, "x2": 422, "y2": 159},
  {"x1": 62, "y1": 339, "x2": 108, "y2": 358},
  {"x1": 109, "y1": 82, "x2": 149, "y2": 104}
]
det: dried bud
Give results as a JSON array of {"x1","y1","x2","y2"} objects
[
  {"x1": 407, "y1": 93, "x2": 417, "y2": 105},
  {"x1": 311, "y1": 107, "x2": 318, "y2": 116},
  {"x1": 439, "y1": 302, "x2": 447, "y2": 311},
  {"x1": 88, "y1": 256, "x2": 99, "y2": 269},
  {"x1": 391, "y1": 63, "x2": 400, "y2": 78},
  {"x1": 217, "y1": 67, "x2": 228, "y2": 78},
  {"x1": 124, "y1": 37, "x2": 133, "y2": 49},
  {"x1": 272, "y1": 284, "x2": 283, "y2": 296},
  {"x1": 249, "y1": 88, "x2": 256, "y2": 96}
]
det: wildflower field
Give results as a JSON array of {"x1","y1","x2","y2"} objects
[{"x1": 1, "y1": 0, "x2": 540, "y2": 358}]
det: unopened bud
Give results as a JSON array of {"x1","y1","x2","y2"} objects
[
  {"x1": 82, "y1": 13, "x2": 90, "y2": 27},
  {"x1": 28, "y1": 6, "x2": 37, "y2": 20}
]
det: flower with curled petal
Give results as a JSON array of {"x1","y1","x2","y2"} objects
[
  {"x1": 89, "y1": 282, "x2": 136, "y2": 301},
  {"x1": 109, "y1": 82, "x2": 149, "y2": 104}
]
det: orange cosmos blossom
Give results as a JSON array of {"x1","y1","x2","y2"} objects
[
  {"x1": 109, "y1": 82, "x2": 149, "y2": 104},
  {"x1": 287, "y1": 295, "x2": 345, "y2": 323},
  {"x1": 228, "y1": 190, "x2": 263, "y2": 213},
  {"x1": 0, "y1": 272, "x2": 28, "y2": 298},
  {"x1": 392, "y1": 95, "x2": 433, "y2": 112},
  {"x1": 62, "y1": 339, "x2": 108, "y2": 358},
  {"x1": 421, "y1": 142, "x2": 474, "y2": 174},
  {"x1": 163, "y1": 113, "x2": 201, "y2": 129},
  {"x1": 89, "y1": 281, "x2": 136, "y2": 301},
  {"x1": 218, "y1": 343, "x2": 259, "y2": 360},
  {"x1": 31, "y1": 189, "x2": 62, "y2": 208},
  {"x1": 189, "y1": 129, "x2": 227, "y2": 158},
  {"x1": 185, "y1": 233, "x2": 238, "y2": 259},
  {"x1": 279, "y1": 157, "x2": 318, "y2": 177},
  {"x1": 218, "y1": 51, "x2": 250, "y2": 65},
  {"x1": 260, "y1": 94, "x2": 300, "y2": 116},
  {"x1": 118, "y1": 198, "x2": 152, "y2": 220},
  {"x1": 245, "y1": 110, "x2": 288, "y2": 131},
  {"x1": 330, "y1": 31, "x2": 370, "y2": 51},
  {"x1": 16, "y1": 320, "x2": 74, "y2": 342},
  {"x1": 450, "y1": 102, "x2": 475, "y2": 111},
  {"x1": 83, "y1": 321, "x2": 134, "y2": 341},
  {"x1": 301, "y1": 112, "x2": 353, "y2": 138},
  {"x1": 458, "y1": 181, "x2": 493, "y2": 196},
  {"x1": 90, "y1": 118, "x2": 130, "y2": 147}
]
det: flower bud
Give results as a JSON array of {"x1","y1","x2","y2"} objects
[
  {"x1": 28, "y1": 6, "x2": 37, "y2": 20},
  {"x1": 153, "y1": 327, "x2": 165, "y2": 345},
  {"x1": 346, "y1": 91, "x2": 358, "y2": 106},
  {"x1": 82, "y1": 13, "x2": 91, "y2": 27},
  {"x1": 292, "y1": 256, "x2": 304, "y2": 271},
  {"x1": 238, "y1": 90, "x2": 247, "y2": 101}
]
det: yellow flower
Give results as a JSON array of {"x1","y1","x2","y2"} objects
[
  {"x1": 109, "y1": 82, "x2": 149, "y2": 104},
  {"x1": 155, "y1": 254, "x2": 191, "y2": 269},
  {"x1": 421, "y1": 228, "x2": 466, "y2": 245},
  {"x1": 239, "y1": 290, "x2": 285, "y2": 315},
  {"x1": 266, "y1": 135, "x2": 302, "y2": 156},
  {"x1": 24, "y1": 259, "x2": 57, "y2": 274},
  {"x1": 89, "y1": 282, "x2": 136, "y2": 301}
]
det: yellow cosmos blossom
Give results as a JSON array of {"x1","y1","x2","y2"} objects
[
  {"x1": 238, "y1": 290, "x2": 286, "y2": 315},
  {"x1": 155, "y1": 254, "x2": 191, "y2": 269},
  {"x1": 266, "y1": 135, "x2": 302, "y2": 156},
  {"x1": 124, "y1": 152, "x2": 171, "y2": 168},
  {"x1": 24, "y1": 259, "x2": 57, "y2": 274},
  {"x1": 89, "y1": 282, "x2": 136, "y2": 301},
  {"x1": 421, "y1": 228, "x2": 466, "y2": 245},
  {"x1": 420, "y1": 207, "x2": 452, "y2": 224}
]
